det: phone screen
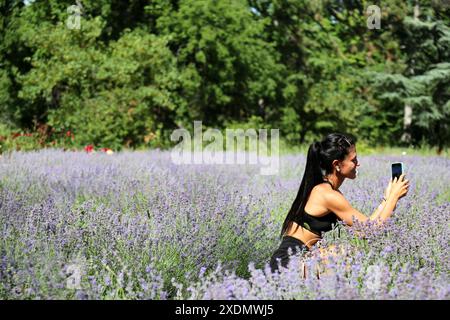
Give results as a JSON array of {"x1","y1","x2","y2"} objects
[{"x1": 391, "y1": 163, "x2": 403, "y2": 180}]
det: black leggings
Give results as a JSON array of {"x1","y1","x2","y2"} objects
[{"x1": 269, "y1": 236, "x2": 308, "y2": 273}]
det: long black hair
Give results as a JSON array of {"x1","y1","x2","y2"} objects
[{"x1": 280, "y1": 133, "x2": 357, "y2": 238}]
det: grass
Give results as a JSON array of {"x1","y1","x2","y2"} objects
[{"x1": 278, "y1": 141, "x2": 450, "y2": 158}]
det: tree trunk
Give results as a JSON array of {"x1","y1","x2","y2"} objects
[
  {"x1": 401, "y1": 104, "x2": 412, "y2": 144},
  {"x1": 414, "y1": 3, "x2": 420, "y2": 20},
  {"x1": 401, "y1": 3, "x2": 420, "y2": 145}
]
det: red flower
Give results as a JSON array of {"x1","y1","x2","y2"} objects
[
  {"x1": 66, "y1": 130, "x2": 72, "y2": 137},
  {"x1": 84, "y1": 145, "x2": 94, "y2": 153}
]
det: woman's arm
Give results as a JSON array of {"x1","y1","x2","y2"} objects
[
  {"x1": 324, "y1": 174, "x2": 409, "y2": 226},
  {"x1": 373, "y1": 193, "x2": 399, "y2": 222},
  {"x1": 371, "y1": 175, "x2": 408, "y2": 223},
  {"x1": 369, "y1": 199, "x2": 386, "y2": 221},
  {"x1": 324, "y1": 192, "x2": 372, "y2": 225},
  {"x1": 324, "y1": 191, "x2": 399, "y2": 226},
  {"x1": 370, "y1": 179, "x2": 394, "y2": 221}
]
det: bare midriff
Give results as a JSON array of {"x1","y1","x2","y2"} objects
[
  {"x1": 284, "y1": 222, "x2": 321, "y2": 250},
  {"x1": 283, "y1": 183, "x2": 335, "y2": 249}
]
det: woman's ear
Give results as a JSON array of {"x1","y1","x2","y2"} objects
[{"x1": 332, "y1": 159, "x2": 340, "y2": 172}]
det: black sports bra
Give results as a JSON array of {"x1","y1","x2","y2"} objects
[{"x1": 292, "y1": 181, "x2": 340, "y2": 236}]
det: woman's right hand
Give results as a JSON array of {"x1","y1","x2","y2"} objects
[{"x1": 390, "y1": 174, "x2": 409, "y2": 200}]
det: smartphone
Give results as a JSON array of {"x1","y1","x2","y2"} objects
[{"x1": 391, "y1": 162, "x2": 404, "y2": 180}]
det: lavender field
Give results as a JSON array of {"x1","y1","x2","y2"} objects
[{"x1": 0, "y1": 149, "x2": 449, "y2": 299}]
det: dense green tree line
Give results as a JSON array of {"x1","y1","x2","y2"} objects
[{"x1": 0, "y1": 0, "x2": 449, "y2": 151}]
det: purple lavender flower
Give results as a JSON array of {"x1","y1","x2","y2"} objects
[{"x1": 0, "y1": 149, "x2": 447, "y2": 299}]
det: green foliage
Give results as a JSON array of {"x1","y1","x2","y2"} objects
[
  {"x1": 152, "y1": 0, "x2": 283, "y2": 127},
  {"x1": 368, "y1": 14, "x2": 450, "y2": 150},
  {"x1": 0, "y1": 0, "x2": 448, "y2": 152},
  {"x1": 17, "y1": 13, "x2": 181, "y2": 150}
]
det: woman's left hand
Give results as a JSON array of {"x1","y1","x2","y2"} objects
[{"x1": 384, "y1": 179, "x2": 393, "y2": 200}]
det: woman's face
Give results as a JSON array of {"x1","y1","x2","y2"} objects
[{"x1": 339, "y1": 145, "x2": 360, "y2": 179}]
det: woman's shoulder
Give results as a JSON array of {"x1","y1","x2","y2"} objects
[
  {"x1": 313, "y1": 183, "x2": 345, "y2": 207},
  {"x1": 307, "y1": 183, "x2": 340, "y2": 215},
  {"x1": 312, "y1": 182, "x2": 339, "y2": 195}
]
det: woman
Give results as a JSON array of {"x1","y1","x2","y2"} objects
[{"x1": 269, "y1": 133, "x2": 409, "y2": 273}]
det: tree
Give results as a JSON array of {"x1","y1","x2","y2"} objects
[
  {"x1": 0, "y1": 0, "x2": 32, "y2": 127},
  {"x1": 151, "y1": 0, "x2": 283, "y2": 129},
  {"x1": 17, "y1": 9, "x2": 181, "y2": 149},
  {"x1": 368, "y1": 2, "x2": 450, "y2": 151}
]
